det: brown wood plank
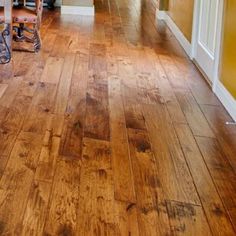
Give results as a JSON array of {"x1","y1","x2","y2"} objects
[
  {"x1": 17, "y1": 54, "x2": 46, "y2": 98},
  {"x1": 166, "y1": 200, "x2": 212, "y2": 235},
  {"x1": 40, "y1": 57, "x2": 64, "y2": 84},
  {"x1": 77, "y1": 138, "x2": 119, "y2": 235},
  {"x1": 0, "y1": 132, "x2": 42, "y2": 235},
  {"x1": 0, "y1": 94, "x2": 32, "y2": 157},
  {"x1": 196, "y1": 137, "x2": 236, "y2": 232},
  {"x1": 46, "y1": 113, "x2": 65, "y2": 138},
  {"x1": 44, "y1": 159, "x2": 81, "y2": 236},
  {"x1": 0, "y1": 84, "x2": 8, "y2": 99},
  {"x1": 41, "y1": 33, "x2": 57, "y2": 56},
  {"x1": 14, "y1": 53, "x2": 38, "y2": 77},
  {"x1": 22, "y1": 82, "x2": 56, "y2": 134},
  {"x1": 175, "y1": 90, "x2": 215, "y2": 138},
  {"x1": 143, "y1": 103, "x2": 200, "y2": 205},
  {"x1": 60, "y1": 53, "x2": 88, "y2": 158},
  {"x1": 21, "y1": 180, "x2": 52, "y2": 236},
  {"x1": 84, "y1": 81, "x2": 110, "y2": 141},
  {"x1": 200, "y1": 105, "x2": 236, "y2": 172},
  {"x1": 89, "y1": 43, "x2": 107, "y2": 72},
  {"x1": 175, "y1": 123, "x2": 235, "y2": 235},
  {"x1": 35, "y1": 134, "x2": 61, "y2": 183},
  {"x1": 0, "y1": 105, "x2": 8, "y2": 123},
  {"x1": 0, "y1": 2, "x2": 235, "y2": 234},
  {"x1": 128, "y1": 128, "x2": 171, "y2": 236},
  {"x1": 107, "y1": 51, "x2": 118, "y2": 76},
  {"x1": 117, "y1": 55, "x2": 146, "y2": 130},
  {"x1": 155, "y1": 57, "x2": 187, "y2": 124},
  {"x1": 159, "y1": 54, "x2": 188, "y2": 90},
  {"x1": 54, "y1": 53, "x2": 76, "y2": 115},
  {"x1": 50, "y1": 35, "x2": 70, "y2": 57},
  {"x1": 109, "y1": 77, "x2": 136, "y2": 203},
  {"x1": 0, "y1": 77, "x2": 23, "y2": 108},
  {"x1": 115, "y1": 200, "x2": 140, "y2": 236},
  {"x1": 172, "y1": 56, "x2": 221, "y2": 106}
]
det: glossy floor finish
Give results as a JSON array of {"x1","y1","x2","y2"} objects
[{"x1": 0, "y1": 0, "x2": 236, "y2": 235}]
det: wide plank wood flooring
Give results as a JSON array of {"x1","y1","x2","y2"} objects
[{"x1": 0, "y1": 0, "x2": 236, "y2": 235}]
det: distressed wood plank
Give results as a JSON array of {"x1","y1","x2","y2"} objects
[
  {"x1": 175, "y1": 123, "x2": 235, "y2": 235},
  {"x1": 84, "y1": 81, "x2": 110, "y2": 141},
  {"x1": 196, "y1": 137, "x2": 236, "y2": 232},
  {"x1": 40, "y1": 57, "x2": 64, "y2": 84},
  {"x1": 143, "y1": 103, "x2": 200, "y2": 205},
  {"x1": 77, "y1": 138, "x2": 119, "y2": 235},
  {"x1": 54, "y1": 53, "x2": 76, "y2": 115},
  {"x1": 0, "y1": 132, "x2": 42, "y2": 235},
  {"x1": 128, "y1": 128, "x2": 171, "y2": 236},
  {"x1": 44, "y1": 160, "x2": 81, "y2": 236},
  {"x1": 109, "y1": 77, "x2": 136, "y2": 203},
  {"x1": 166, "y1": 200, "x2": 212, "y2": 235},
  {"x1": 23, "y1": 82, "x2": 56, "y2": 134},
  {"x1": 60, "y1": 53, "x2": 88, "y2": 158},
  {"x1": 175, "y1": 90, "x2": 215, "y2": 138},
  {"x1": 21, "y1": 180, "x2": 52, "y2": 236}
]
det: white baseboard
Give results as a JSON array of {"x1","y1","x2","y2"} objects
[
  {"x1": 156, "y1": 10, "x2": 191, "y2": 57},
  {"x1": 214, "y1": 81, "x2": 236, "y2": 121},
  {"x1": 156, "y1": 9, "x2": 166, "y2": 20},
  {"x1": 61, "y1": 5, "x2": 95, "y2": 16}
]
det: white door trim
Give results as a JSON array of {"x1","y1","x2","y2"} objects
[
  {"x1": 191, "y1": 0, "x2": 236, "y2": 121},
  {"x1": 212, "y1": 0, "x2": 225, "y2": 90},
  {"x1": 191, "y1": 0, "x2": 225, "y2": 88}
]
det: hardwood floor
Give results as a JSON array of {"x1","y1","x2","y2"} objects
[{"x1": 0, "y1": 0, "x2": 236, "y2": 235}]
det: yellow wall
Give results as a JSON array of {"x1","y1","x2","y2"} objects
[
  {"x1": 221, "y1": 0, "x2": 236, "y2": 98},
  {"x1": 167, "y1": 0, "x2": 194, "y2": 42},
  {"x1": 159, "y1": 0, "x2": 169, "y2": 10}
]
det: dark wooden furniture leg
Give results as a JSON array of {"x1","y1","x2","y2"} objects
[
  {"x1": 46, "y1": 0, "x2": 55, "y2": 9},
  {"x1": 0, "y1": 23, "x2": 11, "y2": 63},
  {"x1": 0, "y1": 0, "x2": 12, "y2": 63}
]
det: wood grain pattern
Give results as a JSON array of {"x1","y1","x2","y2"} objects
[
  {"x1": 128, "y1": 128, "x2": 171, "y2": 236},
  {"x1": 84, "y1": 81, "x2": 110, "y2": 141},
  {"x1": 0, "y1": 84, "x2": 8, "y2": 99},
  {"x1": 109, "y1": 77, "x2": 136, "y2": 203},
  {"x1": 54, "y1": 53, "x2": 76, "y2": 115},
  {"x1": 175, "y1": 90, "x2": 215, "y2": 138},
  {"x1": 200, "y1": 105, "x2": 236, "y2": 172},
  {"x1": 0, "y1": 0, "x2": 235, "y2": 234},
  {"x1": 196, "y1": 137, "x2": 236, "y2": 231},
  {"x1": 60, "y1": 53, "x2": 88, "y2": 159},
  {"x1": 77, "y1": 138, "x2": 119, "y2": 235},
  {"x1": 21, "y1": 180, "x2": 52, "y2": 236},
  {"x1": 175, "y1": 123, "x2": 235, "y2": 234},
  {"x1": 44, "y1": 159, "x2": 81, "y2": 236},
  {"x1": 143, "y1": 103, "x2": 200, "y2": 205},
  {"x1": 115, "y1": 200, "x2": 140, "y2": 236},
  {"x1": 40, "y1": 57, "x2": 64, "y2": 84},
  {"x1": 166, "y1": 200, "x2": 211, "y2": 235},
  {"x1": 0, "y1": 132, "x2": 42, "y2": 235},
  {"x1": 22, "y1": 82, "x2": 56, "y2": 134}
]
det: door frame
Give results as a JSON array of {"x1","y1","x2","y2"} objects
[{"x1": 191, "y1": 0, "x2": 225, "y2": 90}]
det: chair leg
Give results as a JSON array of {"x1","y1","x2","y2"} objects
[
  {"x1": 0, "y1": 24, "x2": 11, "y2": 64},
  {"x1": 13, "y1": 23, "x2": 25, "y2": 41},
  {"x1": 33, "y1": 27, "x2": 41, "y2": 52},
  {"x1": 13, "y1": 24, "x2": 42, "y2": 53}
]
